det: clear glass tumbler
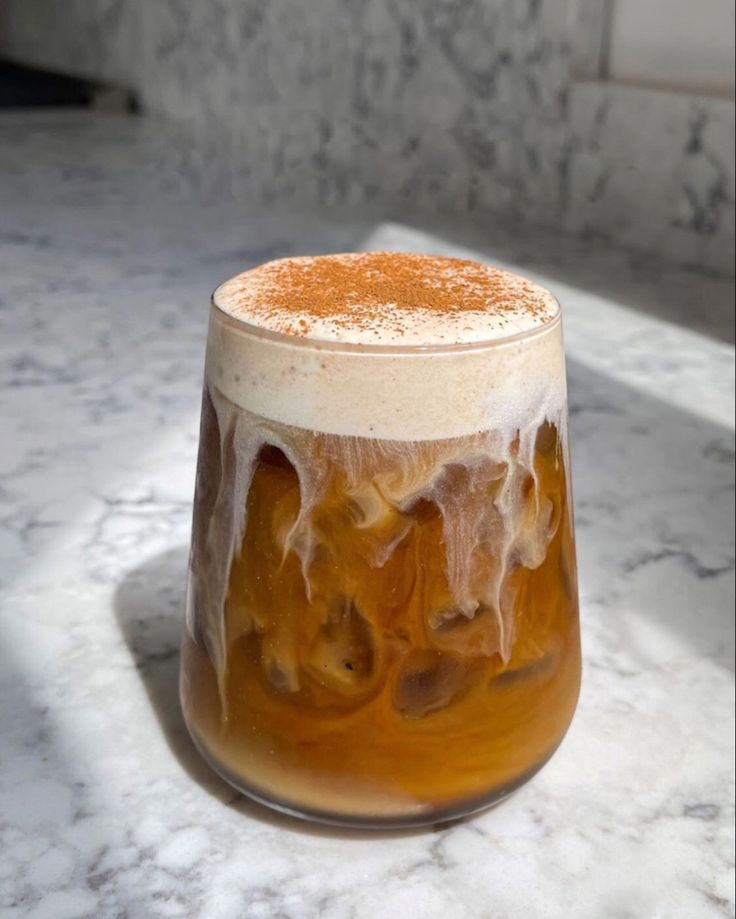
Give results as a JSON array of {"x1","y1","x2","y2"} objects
[{"x1": 181, "y1": 253, "x2": 581, "y2": 827}]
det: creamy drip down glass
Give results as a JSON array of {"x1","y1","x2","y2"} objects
[{"x1": 181, "y1": 253, "x2": 581, "y2": 827}]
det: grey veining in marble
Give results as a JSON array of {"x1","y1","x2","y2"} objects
[
  {"x1": 568, "y1": 81, "x2": 736, "y2": 276},
  {"x1": 0, "y1": 0, "x2": 733, "y2": 275},
  {"x1": 136, "y1": 0, "x2": 573, "y2": 224},
  {"x1": 0, "y1": 110, "x2": 734, "y2": 919}
]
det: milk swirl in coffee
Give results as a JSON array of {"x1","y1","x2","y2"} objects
[{"x1": 181, "y1": 253, "x2": 581, "y2": 825}]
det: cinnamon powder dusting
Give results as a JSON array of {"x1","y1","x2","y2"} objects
[{"x1": 214, "y1": 252, "x2": 558, "y2": 344}]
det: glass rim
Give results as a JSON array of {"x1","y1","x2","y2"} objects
[{"x1": 210, "y1": 287, "x2": 562, "y2": 355}]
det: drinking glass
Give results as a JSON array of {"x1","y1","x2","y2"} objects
[{"x1": 181, "y1": 254, "x2": 581, "y2": 827}]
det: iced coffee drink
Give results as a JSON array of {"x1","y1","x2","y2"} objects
[{"x1": 181, "y1": 253, "x2": 581, "y2": 826}]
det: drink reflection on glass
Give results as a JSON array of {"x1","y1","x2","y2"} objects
[{"x1": 181, "y1": 253, "x2": 581, "y2": 827}]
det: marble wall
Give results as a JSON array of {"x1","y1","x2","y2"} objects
[
  {"x1": 138, "y1": 0, "x2": 573, "y2": 222},
  {"x1": 568, "y1": 81, "x2": 735, "y2": 275},
  {"x1": 1, "y1": 0, "x2": 733, "y2": 274}
]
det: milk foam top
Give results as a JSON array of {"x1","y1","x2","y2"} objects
[
  {"x1": 214, "y1": 252, "x2": 559, "y2": 345},
  {"x1": 209, "y1": 253, "x2": 567, "y2": 440}
]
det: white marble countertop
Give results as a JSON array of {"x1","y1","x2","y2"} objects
[{"x1": 1, "y1": 111, "x2": 734, "y2": 919}]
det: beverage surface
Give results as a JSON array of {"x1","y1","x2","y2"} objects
[
  {"x1": 209, "y1": 253, "x2": 566, "y2": 441},
  {"x1": 213, "y1": 252, "x2": 559, "y2": 345}
]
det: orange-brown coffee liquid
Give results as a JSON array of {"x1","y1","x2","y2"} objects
[{"x1": 181, "y1": 390, "x2": 580, "y2": 824}]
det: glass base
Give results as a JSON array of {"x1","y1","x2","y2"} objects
[{"x1": 184, "y1": 714, "x2": 560, "y2": 830}]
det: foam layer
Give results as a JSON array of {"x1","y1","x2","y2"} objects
[
  {"x1": 208, "y1": 253, "x2": 567, "y2": 440},
  {"x1": 213, "y1": 253, "x2": 559, "y2": 346}
]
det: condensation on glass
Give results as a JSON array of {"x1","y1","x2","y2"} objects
[{"x1": 181, "y1": 256, "x2": 581, "y2": 827}]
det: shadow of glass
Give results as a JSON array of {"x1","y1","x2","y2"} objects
[
  {"x1": 112, "y1": 547, "x2": 451, "y2": 840},
  {"x1": 566, "y1": 358, "x2": 734, "y2": 672},
  {"x1": 112, "y1": 347, "x2": 733, "y2": 847}
]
